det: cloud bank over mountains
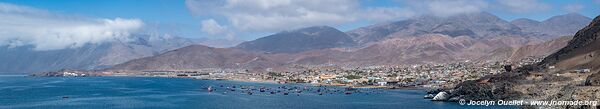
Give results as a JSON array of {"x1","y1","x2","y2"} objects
[
  {"x1": 186, "y1": 0, "x2": 414, "y2": 34},
  {"x1": 0, "y1": 0, "x2": 594, "y2": 50},
  {"x1": 186, "y1": 0, "x2": 586, "y2": 39},
  {"x1": 0, "y1": 3, "x2": 144, "y2": 51},
  {"x1": 496, "y1": 0, "x2": 550, "y2": 13},
  {"x1": 405, "y1": 0, "x2": 488, "y2": 17}
]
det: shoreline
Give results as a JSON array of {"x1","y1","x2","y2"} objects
[
  {"x1": 0, "y1": 75, "x2": 28, "y2": 77},
  {"x1": 28, "y1": 74, "x2": 427, "y2": 90}
]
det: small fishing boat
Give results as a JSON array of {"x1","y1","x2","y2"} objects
[
  {"x1": 345, "y1": 86, "x2": 356, "y2": 91},
  {"x1": 345, "y1": 92, "x2": 352, "y2": 95},
  {"x1": 259, "y1": 87, "x2": 266, "y2": 92}
]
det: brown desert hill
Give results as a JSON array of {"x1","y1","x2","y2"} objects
[
  {"x1": 536, "y1": 13, "x2": 593, "y2": 37},
  {"x1": 540, "y1": 16, "x2": 600, "y2": 71},
  {"x1": 347, "y1": 12, "x2": 527, "y2": 45},
  {"x1": 511, "y1": 13, "x2": 592, "y2": 38},
  {"x1": 283, "y1": 34, "x2": 540, "y2": 66},
  {"x1": 110, "y1": 34, "x2": 543, "y2": 72},
  {"x1": 235, "y1": 26, "x2": 356, "y2": 53},
  {"x1": 480, "y1": 36, "x2": 571, "y2": 62},
  {"x1": 509, "y1": 36, "x2": 571, "y2": 61},
  {"x1": 288, "y1": 34, "x2": 478, "y2": 65},
  {"x1": 110, "y1": 45, "x2": 285, "y2": 72},
  {"x1": 510, "y1": 18, "x2": 541, "y2": 32},
  {"x1": 108, "y1": 13, "x2": 591, "y2": 73}
]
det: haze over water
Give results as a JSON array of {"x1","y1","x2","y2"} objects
[{"x1": 0, "y1": 76, "x2": 514, "y2": 109}]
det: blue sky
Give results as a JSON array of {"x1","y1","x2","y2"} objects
[{"x1": 1, "y1": 0, "x2": 599, "y2": 41}]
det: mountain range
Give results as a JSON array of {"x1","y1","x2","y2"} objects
[
  {"x1": 512, "y1": 13, "x2": 593, "y2": 38},
  {"x1": 0, "y1": 34, "x2": 196, "y2": 74},
  {"x1": 347, "y1": 12, "x2": 527, "y2": 45},
  {"x1": 235, "y1": 26, "x2": 356, "y2": 53},
  {"x1": 108, "y1": 12, "x2": 592, "y2": 72},
  {"x1": 0, "y1": 12, "x2": 592, "y2": 74}
]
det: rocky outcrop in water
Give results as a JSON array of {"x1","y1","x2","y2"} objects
[{"x1": 432, "y1": 92, "x2": 450, "y2": 101}]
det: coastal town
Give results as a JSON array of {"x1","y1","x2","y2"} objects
[{"x1": 34, "y1": 56, "x2": 545, "y2": 90}]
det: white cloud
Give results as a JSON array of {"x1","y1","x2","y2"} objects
[
  {"x1": 200, "y1": 19, "x2": 236, "y2": 39},
  {"x1": 186, "y1": 0, "x2": 568, "y2": 35},
  {"x1": 201, "y1": 19, "x2": 227, "y2": 35},
  {"x1": 563, "y1": 4, "x2": 584, "y2": 13},
  {"x1": 185, "y1": 0, "x2": 414, "y2": 33},
  {"x1": 404, "y1": 0, "x2": 488, "y2": 17},
  {"x1": 362, "y1": 7, "x2": 415, "y2": 22},
  {"x1": 496, "y1": 0, "x2": 550, "y2": 13},
  {"x1": 0, "y1": 3, "x2": 144, "y2": 51}
]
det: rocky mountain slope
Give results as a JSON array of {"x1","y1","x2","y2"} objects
[
  {"x1": 510, "y1": 18, "x2": 541, "y2": 32},
  {"x1": 541, "y1": 15, "x2": 600, "y2": 71},
  {"x1": 235, "y1": 26, "x2": 356, "y2": 53},
  {"x1": 0, "y1": 34, "x2": 194, "y2": 74},
  {"x1": 481, "y1": 36, "x2": 572, "y2": 62},
  {"x1": 289, "y1": 34, "x2": 541, "y2": 66},
  {"x1": 112, "y1": 33, "x2": 549, "y2": 72},
  {"x1": 111, "y1": 45, "x2": 283, "y2": 72},
  {"x1": 450, "y1": 15, "x2": 600, "y2": 109},
  {"x1": 110, "y1": 13, "x2": 591, "y2": 72},
  {"x1": 511, "y1": 13, "x2": 592, "y2": 38},
  {"x1": 347, "y1": 12, "x2": 528, "y2": 45}
]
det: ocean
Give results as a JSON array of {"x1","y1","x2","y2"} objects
[{"x1": 0, "y1": 76, "x2": 515, "y2": 109}]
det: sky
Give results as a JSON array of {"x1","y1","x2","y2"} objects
[{"x1": 0, "y1": 0, "x2": 599, "y2": 50}]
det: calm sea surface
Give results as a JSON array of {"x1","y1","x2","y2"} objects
[{"x1": 0, "y1": 76, "x2": 515, "y2": 109}]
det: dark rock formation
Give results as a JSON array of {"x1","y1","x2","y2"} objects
[
  {"x1": 585, "y1": 72, "x2": 600, "y2": 86},
  {"x1": 449, "y1": 68, "x2": 527, "y2": 101}
]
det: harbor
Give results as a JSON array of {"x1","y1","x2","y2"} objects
[
  {"x1": 32, "y1": 56, "x2": 544, "y2": 92},
  {"x1": 0, "y1": 76, "x2": 515, "y2": 109}
]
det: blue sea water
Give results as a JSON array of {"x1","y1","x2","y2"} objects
[{"x1": 0, "y1": 76, "x2": 515, "y2": 109}]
